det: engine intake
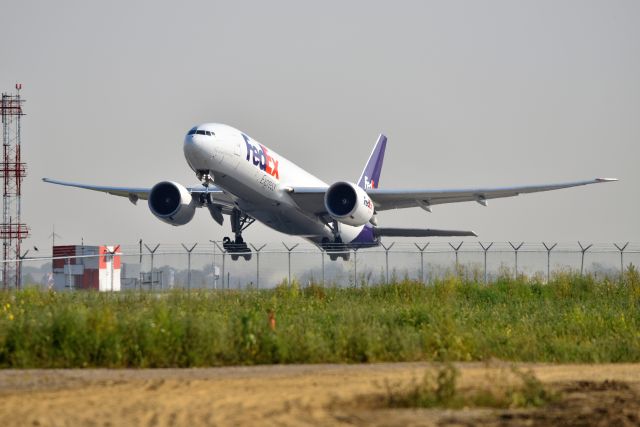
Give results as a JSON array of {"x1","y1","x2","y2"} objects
[
  {"x1": 324, "y1": 181, "x2": 374, "y2": 227},
  {"x1": 148, "y1": 181, "x2": 196, "y2": 226}
]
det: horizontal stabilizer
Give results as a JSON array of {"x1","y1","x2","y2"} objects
[{"x1": 374, "y1": 228, "x2": 477, "y2": 237}]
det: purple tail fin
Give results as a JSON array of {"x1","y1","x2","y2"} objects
[{"x1": 357, "y1": 134, "x2": 387, "y2": 189}]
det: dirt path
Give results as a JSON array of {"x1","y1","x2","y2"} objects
[{"x1": 0, "y1": 363, "x2": 638, "y2": 426}]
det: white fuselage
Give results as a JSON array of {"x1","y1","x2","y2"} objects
[{"x1": 183, "y1": 123, "x2": 367, "y2": 245}]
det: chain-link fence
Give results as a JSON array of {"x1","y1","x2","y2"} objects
[{"x1": 6, "y1": 241, "x2": 640, "y2": 291}]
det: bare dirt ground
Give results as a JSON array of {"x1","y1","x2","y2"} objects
[{"x1": 0, "y1": 363, "x2": 638, "y2": 427}]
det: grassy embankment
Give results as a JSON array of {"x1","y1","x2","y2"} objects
[{"x1": 0, "y1": 269, "x2": 639, "y2": 368}]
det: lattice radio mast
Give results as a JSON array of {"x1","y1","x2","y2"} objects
[{"x1": 0, "y1": 84, "x2": 28, "y2": 289}]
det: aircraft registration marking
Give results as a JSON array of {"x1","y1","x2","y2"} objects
[{"x1": 258, "y1": 174, "x2": 276, "y2": 192}]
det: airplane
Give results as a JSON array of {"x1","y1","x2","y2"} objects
[{"x1": 43, "y1": 123, "x2": 617, "y2": 261}]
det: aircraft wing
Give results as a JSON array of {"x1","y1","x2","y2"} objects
[
  {"x1": 42, "y1": 178, "x2": 236, "y2": 210},
  {"x1": 287, "y1": 178, "x2": 617, "y2": 214},
  {"x1": 367, "y1": 178, "x2": 617, "y2": 211}
]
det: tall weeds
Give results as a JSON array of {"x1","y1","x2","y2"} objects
[{"x1": 0, "y1": 272, "x2": 638, "y2": 368}]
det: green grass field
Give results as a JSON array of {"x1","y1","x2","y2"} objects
[{"x1": 1, "y1": 269, "x2": 639, "y2": 368}]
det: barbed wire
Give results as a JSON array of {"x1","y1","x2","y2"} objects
[{"x1": 6, "y1": 241, "x2": 639, "y2": 263}]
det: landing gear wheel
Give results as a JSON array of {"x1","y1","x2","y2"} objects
[
  {"x1": 323, "y1": 235, "x2": 350, "y2": 262},
  {"x1": 223, "y1": 236, "x2": 252, "y2": 261},
  {"x1": 221, "y1": 209, "x2": 256, "y2": 261}
]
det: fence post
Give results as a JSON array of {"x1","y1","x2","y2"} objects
[
  {"x1": 211, "y1": 241, "x2": 226, "y2": 290},
  {"x1": 381, "y1": 243, "x2": 394, "y2": 284},
  {"x1": 542, "y1": 242, "x2": 557, "y2": 283},
  {"x1": 449, "y1": 242, "x2": 464, "y2": 273},
  {"x1": 414, "y1": 243, "x2": 429, "y2": 284},
  {"x1": 353, "y1": 247, "x2": 358, "y2": 286},
  {"x1": 250, "y1": 244, "x2": 267, "y2": 289},
  {"x1": 282, "y1": 243, "x2": 299, "y2": 285},
  {"x1": 18, "y1": 250, "x2": 29, "y2": 290},
  {"x1": 479, "y1": 242, "x2": 493, "y2": 284},
  {"x1": 211, "y1": 240, "x2": 216, "y2": 289},
  {"x1": 614, "y1": 242, "x2": 629, "y2": 279},
  {"x1": 509, "y1": 242, "x2": 524, "y2": 278},
  {"x1": 144, "y1": 244, "x2": 160, "y2": 291},
  {"x1": 66, "y1": 256, "x2": 73, "y2": 290},
  {"x1": 181, "y1": 243, "x2": 197, "y2": 292},
  {"x1": 578, "y1": 242, "x2": 593, "y2": 276},
  {"x1": 321, "y1": 249, "x2": 325, "y2": 286}
]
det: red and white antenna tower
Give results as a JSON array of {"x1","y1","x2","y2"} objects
[{"x1": 0, "y1": 84, "x2": 28, "y2": 289}]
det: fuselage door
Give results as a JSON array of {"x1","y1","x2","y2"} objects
[{"x1": 228, "y1": 134, "x2": 241, "y2": 169}]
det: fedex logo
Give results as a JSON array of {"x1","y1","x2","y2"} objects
[
  {"x1": 242, "y1": 134, "x2": 280, "y2": 180},
  {"x1": 364, "y1": 197, "x2": 373, "y2": 210},
  {"x1": 364, "y1": 175, "x2": 376, "y2": 189}
]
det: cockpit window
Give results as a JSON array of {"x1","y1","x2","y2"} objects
[{"x1": 188, "y1": 128, "x2": 215, "y2": 136}]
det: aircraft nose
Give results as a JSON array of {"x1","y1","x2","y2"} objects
[{"x1": 183, "y1": 134, "x2": 209, "y2": 164}]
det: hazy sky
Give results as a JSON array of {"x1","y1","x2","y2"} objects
[{"x1": 1, "y1": 0, "x2": 638, "y2": 251}]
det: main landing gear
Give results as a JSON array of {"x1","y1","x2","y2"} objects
[
  {"x1": 322, "y1": 239, "x2": 351, "y2": 261},
  {"x1": 321, "y1": 221, "x2": 351, "y2": 261},
  {"x1": 223, "y1": 208, "x2": 254, "y2": 261}
]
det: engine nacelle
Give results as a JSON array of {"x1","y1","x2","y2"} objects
[
  {"x1": 324, "y1": 181, "x2": 374, "y2": 227},
  {"x1": 148, "y1": 181, "x2": 196, "y2": 226}
]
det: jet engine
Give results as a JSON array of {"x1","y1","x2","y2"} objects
[
  {"x1": 148, "y1": 181, "x2": 196, "y2": 226},
  {"x1": 324, "y1": 181, "x2": 374, "y2": 227}
]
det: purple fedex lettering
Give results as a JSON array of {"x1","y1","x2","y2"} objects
[
  {"x1": 242, "y1": 133, "x2": 280, "y2": 180},
  {"x1": 252, "y1": 145, "x2": 261, "y2": 167},
  {"x1": 244, "y1": 137, "x2": 252, "y2": 161}
]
